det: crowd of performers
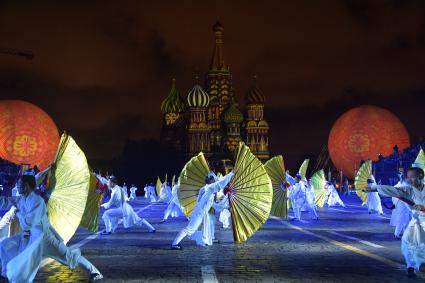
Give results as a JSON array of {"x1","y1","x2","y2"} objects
[{"x1": 0, "y1": 151, "x2": 424, "y2": 281}]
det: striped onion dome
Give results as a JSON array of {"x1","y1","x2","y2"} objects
[
  {"x1": 161, "y1": 79, "x2": 186, "y2": 114},
  {"x1": 187, "y1": 83, "x2": 210, "y2": 108},
  {"x1": 246, "y1": 76, "x2": 265, "y2": 104},
  {"x1": 223, "y1": 103, "x2": 244, "y2": 124}
]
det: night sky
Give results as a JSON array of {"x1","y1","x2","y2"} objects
[{"x1": 1, "y1": 0, "x2": 424, "y2": 170}]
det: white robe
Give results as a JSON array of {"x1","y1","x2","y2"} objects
[
  {"x1": 183, "y1": 172, "x2": 234, "y2": 243},
  {"x1": 129, "y1": 186, "x2": 138, "y2": 201},
  {"x1": 145, "y1": 185, "x2": 158, "y2": 203},
  {"x1": 326, "y1": 185, "x2": 345, "y2": 207},
  {"x1": 374, "y1": 184, "x2": 425, "y2": 271},
  {"x1": 191, "y1": 191, "x2": 230, "y2": 246},
  {"x1": 390, "y1": 182, "x2": 412, "y2": 237},
  {"x1": 289, "y1": 181, "x2": 317, "y2": 220},
  {"x1": 367, "y1": 192, "x2": 383, "y2": 214},
  {"x1": 101, "y1": 185, "x2": 142, "y2": 232},
  {"x1": 161, "y1": 184, "x2": 173, "y2": 204},
  {"x1": 0, "y1": 192, "x2": 99, "y2": 282},
  {"x1": 163, "y1": 184, "x2": 184, "y2": 220}
]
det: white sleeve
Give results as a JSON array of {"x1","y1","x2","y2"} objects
[
  {"x1": 373, "y1": 185, "x2": 411, "y2": 200},
  {"x1": 212, "y1": 172, "x2": 234, "y2": 193}
]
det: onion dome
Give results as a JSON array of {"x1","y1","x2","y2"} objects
[
  {"x1": 246, "y1": 76, "x2": 265, "y2": 104},
  {"x1": 161, "y1": 79, "x2": 186, "y2": 114},
  {"x1": 187, "y1": 80, "x2": 210, "y2": 107},
  {"x1": 223, "y1": 103, "x2": 244, "y2": 124},
  {"x1": 258, "y1": 120, "x2": 269, "y2": 128}
]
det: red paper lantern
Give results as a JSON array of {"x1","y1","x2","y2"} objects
[
  {"x1": 328, "y1": 105, "x2": 410, "y2": 179},
  {"x1": 0, "y1": 100, "x2": 59, "y2": 170}
]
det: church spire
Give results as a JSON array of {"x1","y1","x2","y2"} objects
[{"x1": 209, "y1": 21, "x2": 226, "y2": 71}]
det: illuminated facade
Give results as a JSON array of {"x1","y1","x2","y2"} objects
[{"x1": 160, "y1": 22, "x2": 270, "y2": 161}]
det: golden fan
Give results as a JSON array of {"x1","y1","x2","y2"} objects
[
  {"x1": 228, "y1": 142, "x2": 273, "y2": 243},
  {"x1": 47, "y1": 133, "x2": 90, "y2": 244},
  {"x1": 310, "y1": 169, "x2": 328, "y2": 208},
  {"x1": 177, "y1": 152, "x2": 210, "y2": 217},
  {"x1": 298, "y1": 159, "x2": 309, "y2": 180},
  {"x1": 354, "y1": 160, "x2": 372, "y2": 204},
  {"x1": 264, "y1": 155, "x2": 287, "y2": 219},
  {"x1": 414, "y1": 148, "x2": 425, "y2": 171},
  {"x1": 156, "y1": 176, "x2": 162, "y2": 200},
  {"x1": 79, "y1": 172, "x2": 103, "y2": 232}
]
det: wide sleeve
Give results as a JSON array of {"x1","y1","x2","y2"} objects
[
  {"x1": 16, "y1": 197, "x2": 46, "y2": 230},
  {"x1": 96, "y1": 175, "x2": 109, "y2": 186},
  {"x1": 211, "y1": 171, "x2": 234, "y2": 193},
  {"x1": 372, "y1": 185, "x2": 412, "y2": 200},
  {"x1": 103, "y1": 189, "x2": 117, "y2": 209}
]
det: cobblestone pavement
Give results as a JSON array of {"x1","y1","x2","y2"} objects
[{"x1": 31, "y1": 196, "x2": 424, "y2": 282}]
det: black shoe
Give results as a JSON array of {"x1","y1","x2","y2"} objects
[
  {"x1": 149, "y1": 229, "x2": 156, "y2": 233},
  {"x1": 100, "y1": 231, "x2": 111, "y2": 235},
  {"x1": 171, "y1": 244, "x2": 182, "y2": 250},
  {"x1": 406, "y1": 267, "x2": 416, "y2": 278},
  {"x1": 212, "y1": 239, "x2": 220, "y2": 244},
  {"x1": 90, "y1": 273, "x2": 103, "y2": 281}
]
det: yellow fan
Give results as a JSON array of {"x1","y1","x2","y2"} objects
[
  {"x1": 414, "y1": 148, "x2": 425, "y2": 171},
  {"x1": 354, "y1": 160, "x2": 372, "y2": 204},
  {"x1": 79, "y1": 172, "x2": 103, "y2": 232},
  {"x1": 177, "y1": 152, "x2": 210, "y2": 217},
  {"x1": 47, "y1": 133, "x2": 90, "y2": 244},
  {"x1": 310, "y1": 169, "x2": 328, "y2": 208},
  {"x1": 264, "y1": 155, "x2": 287, "y2": 219},
  {"x1": 298, "y1": 159, "x2": 309, "y2": 180},
  {"x1": 228, "y1": 142, "x2": 273, "y2": 243},
  {"x1": 156, "y1": 176, "x2": 162, "y2": 199}
]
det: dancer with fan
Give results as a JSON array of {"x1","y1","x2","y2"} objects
[
  {"x1": 0, "y1": 133, "x2": 103, "y2": 282},
  {"x1": 363, "y1": 166, "x2": 425, "y2": 278},
  {"x1": 171, "y1": 170, "x2": 234, "y2": 249}
]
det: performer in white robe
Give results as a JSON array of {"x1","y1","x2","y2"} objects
[
  {"x1": 122, "y1": 183, "x2": 129, "y2": 199},
  {"x1": 171, "y1": 171, "x2": 234, "y2": 249},
  {"x1": 97, "y1": 176, "x2": 155, "y2": 234},
  {"x1": 129, "y1": 184, "x2": 138, "y2": 201},
  {"x1": 367, "y1": 191, "x2": 383, "y2": 214},
  {"x1": 160, "y1": 182, "x2": 173, "y2": 204},
  {"x1": 160, "y1": 183, "x2": 185, "y2": 223},
  {"x1": 288, "y1": 174, "x2": 318, "y2": 221},
  {"x1": 366, "y1": 166, "x2": 425, "y2": 278},
  {"x1": 325, "y1": 182, "x2": 345, "y2": 207},
  {"x1": 191, "y1": 193, "x2": 229, "y2": 246},
  {"x1": 390, "y1": 177, "x2": 412, "y2": 238},
  {"x1": 145, "y1": 183, "x2": 158, "y2": 203},
  {"x1": 0, "y1": 175, "x2": 102, "y2": 282}
]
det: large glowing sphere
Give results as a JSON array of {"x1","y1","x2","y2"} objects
[
  {"x1": 328, "y1": 105, "x2": 410, "y2": 179},
  {"x1": 0, "y1": 100, "x2": 59, "y2": 170}
]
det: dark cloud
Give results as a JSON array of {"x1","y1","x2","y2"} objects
[{"x1": 0, "y1": 0, "x2": 424, "y2": 170}]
